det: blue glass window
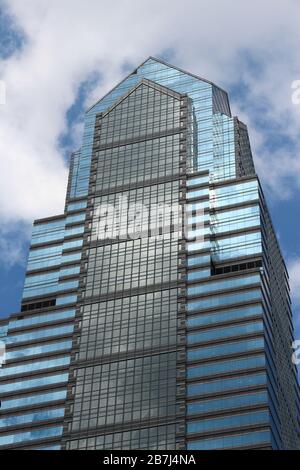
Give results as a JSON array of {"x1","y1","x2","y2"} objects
[
  {"x1": 210, "y1": 204, "x2": 260, "y2": 235},
  {"x1": 31, "y1": 220, "x2": 66, "y2": 245},
  {"x1": 28, "y1": 246, "x2": 82, "y2": 271},
  {"x1": 63, "y1": 239, "x2": 83, "y2": 250},
  {"x1": 210, "y1": 180, "x2": 259, "y2": 210},
  {"x1": 7, "y1": 324, "x2": 74, "y2": 344},
  {"x1": 186, "y1": 174, "x2": 209, "y2": 187},
  {"x1": 59, "y1": 266, "x2": 81, "y2": 277},
  {"x1": 187, "y1": 354, "x2": 265, "y2": 379},
  {"x1": 67, "y1": 201, "x2": 87, "y2": 211},
  {"x1": 8, "y1": 309, "x2": 75, "y2": 330},
  {"x1": 66, "y1": 214, "x2": 85, "y2": 224},
  {"x1": 1, "y1": 390, "x2": 67, "y2": 410},
  {"x1": 0, "y1": 356, "x2": 70, "y2": 377},
  {"x1": 56, "y1": 295, "x2": 77, "y2": 305},
  {"x1": 187, "y1": 372, "x2": 267, "y2": 397},
  {"x1": 187, "y1": 269, "x2": 210, "y2": 281},
  {"x1": 187, "y1": 304, "x2": 262, "y2": 328},
  {"x1": 0, "y1": 426, "x2": 63, "y2": 446},
  {"x1": 23, "y1": 269, "x2": 79, "y2": 298},
  {"x1": 187, "y1": 430, "x2": 270, "y2": 450},
  {"x1": 6, "y1": 340, "x2": 73, "y2": 360},
  {"x1": 0, "y1": 408, "x2": 65, "y2": 428},
  {"x1": 23, "y1": 280, "x2": 78, "y2": 298},
  {"x1": 187, "y1": 337, "x2": 264, "y2": 361},
  {"x1": 187, "y1": 240, "x2": 211, "y2": 252},
  {"x1": 187, "y1": 390, "x2": 268, "y2": 415},
  {"x1": 187, "y1": 274, "x2": 261, "y2": 296},
  {"x1": 212, "y1": 231, "x2": 262, "y2": 262},
  {"x1": 187, "y1": 321, "x2": 263, "y2": 344},
  {"x1": 187, "y1": 254, "x2": 211, "y2": 267},
  {"x1": 187, "y1": 410, "x2": 269, "y2": 434},
  {"x1": 186, "y1": 188, "x2": 209, "y2": 199},
  {"x1": 0, "y1": 373, "x2": 69, "y2": 394},
  {"x1": 61, "y1": 252, "x2": 81, "y2": 264},
  {"x1": 187, "y1": 289, "x2": 261, "y2": 312},
  {"x1": 64, "y1": 226, "x2": 85, "y2": 237}
]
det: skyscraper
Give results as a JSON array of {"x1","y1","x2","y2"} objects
[{"x1": 0, "y1": 57, "x2": 299, "y2": 450}]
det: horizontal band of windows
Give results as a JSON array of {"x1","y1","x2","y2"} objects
[
  {"x1": 186, "y1": 241, "x2": 211, "y2": 252},
  {"x1": 186, "y1": 225, "x2": 211, "y2": 238},
  {"x1": 21, "y1": 299, "x2": 56, "y2": 312},
  {"x1": 211, "y1": 217, "x2": 260, "y2": 236},
  {"x1": 187, "y1": 354, "x2": 265, "y2": 379},
  {"x1": 187, "y1": 304, "x2": 263, "y2": 329},
  {"x1": 65, "y1": 214, "x2": 85, "y2": 225},
  {"x1": 212, "y1": 229, "x2": 261, "y2": 244},
  {"x1": 211, "y1": 233, "x2": 262, "y2": 263},
  {"x1": 210, "y1": 204, "x2": 259, "y2": 221},
  {"x1": 0, "y1": 356, "x2": 70, "y2": 378},
  {"x1": 23, "y1": 280, "x2": 79, "y2": 299},
  {"x1": 6, "y1": 325, "x2": 74, "y2": 345},
  {"x1": 187, "y1": 254, "x2": 211, "y2": 267},
  {"x1": 0, "y1": 407, "x2": 65, "y2": 429},
  {"x1": 186, "y1": 188, "x2": 209, "y2": 199},
  {"x1": 187, "y1": 289, "x2": 262, "y2": 312},
  {"x1": 185, "y1": 200, "x2": 210, "y2": 212},
  {"x1": 211, "y1": 204, "x2": 259, "y2": 222},
  {"x1": 32, "y1": 220, "x2": 65, "y2": 234},
  {"x1": 56, "y1": 295, "x2": 77, "y2": 306},
  {"x1": 186, "y1": 268, "x2": 211, "y2": 281},
  {"x1": 187, "y1": 337, "x2": 264, "y2": 362},
  {"x1": 31, "y1": 226, "x2": 85, "y2": 245},
  {"x1": 32, "y1": 215, "x2": 85, "y2": 231},
  {"x1": 186, "y1": 429, "x2": 270, "y2": 450},
  {"x1": 212, "y1": 244, "x2": 262, "y2": 263},
  {"x1": 187, "y1": 372, "x2": 267, "y2": 397},
  {"x1": 187, "y1": 320, "x2": 263, "y2": 345},
  {"x1": 0, "y1": 425, "x2": 63, "y2": 447},
  {"x1": 27, "y1": 252, "x2": 82, "y2": 271},
  {"x1": 0, "y1": 373, "x2": 69, "y2": 395},
  {"x1": 187, "y1": 273, "x2": 261, "y2": 296},
  {"x1": 67, "y1": 201, "x2": 87, "y2": 211},
  {"x1": 6, "y1": 340, "x2": 73, "y2": 361},
  {"x1": 186, "y1": 175, "x2": 209, "y2": 187},
  {"x1": 0, "y1": 390, "x2": 67, "y2": 411},
  {"x1": 212, "y1": 259, "x2": 262, "y2": 276},
  {"x1": 187, "y1": 390, "x2": 268, "y2": 416},
  {"x1": 8, "y1": 309, "x2": 76, "y2": 331},
  {"x1": 187, "y1": 409, "x2": 269, "y2": 435},
  {"x1": 25, "y1": 266, "x2": 81, "y2": 285},
  {"x1": 62, "y1": 239, "x2": 83, "y2": 250},
  {"x1": 209, "y1": 180, "x2": 259, "y2": 210},
  {"x1": 30, "y1": 445, "x2": 61, "y2": 450}
]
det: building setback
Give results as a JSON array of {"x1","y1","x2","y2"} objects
[{"x1": 0, "y1": 57, "x2": 299, "y2": 450}]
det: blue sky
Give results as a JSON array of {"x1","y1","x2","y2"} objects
[{"x1": 0, "y1": 0, "x2": 299, "y2": 341}]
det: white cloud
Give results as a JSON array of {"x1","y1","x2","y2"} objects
[
  {"x1": 0, "y1": 0, "x2": 299, "y2": 238},
  {"x1": 0, "y1": 222, "x2": 31, "y2": 269}
]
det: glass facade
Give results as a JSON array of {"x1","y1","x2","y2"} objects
[{"x1": 0, "y1": 57, "x2": 299, "y2": 450}]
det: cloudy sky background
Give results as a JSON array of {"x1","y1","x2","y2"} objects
[{"x1": 0, "y1": 0, "x2": 299, "y2": 337}]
